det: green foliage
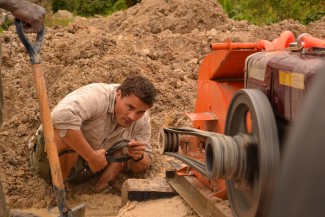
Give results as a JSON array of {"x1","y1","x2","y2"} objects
[
  {"x1": 52, "y1": 0, "x2": 129, "y2": 17},
  {"x1": 217, "y1": 0, "x2": 325, "y2": 25},
  {"x1": 124, "y1": 0, "x2": 142, "y2": 7},
  {"x1": 52, "y1": 0, "x2": 71, "y2": 13},
  {"x1": 45, "y1": 16, "x2": 74, "y2": 28},
  {"x1": 110, "y1": 0, "x2": 129, "y2": 13},
  {"x1": 305, "y1": 11, "x2": 325, "y2": 25},
  {"x1": 0, "y1": 17, "x2": 14, "y2": 32}
]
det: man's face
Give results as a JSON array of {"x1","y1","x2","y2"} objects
[{"x1": 114, "y1": 90, "x2": 150, "y2": 128}]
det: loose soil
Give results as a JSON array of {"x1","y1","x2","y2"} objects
[{"x1": 0, "y1": 0, "x2": 324, "y2": 216}]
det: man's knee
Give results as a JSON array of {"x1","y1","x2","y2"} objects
[
  {"x1": 28, "y1": 126, "x2": 51, "y2": 181},
  {"x1": 28, "y1": 127, "x2": 78, "y2": 182}
]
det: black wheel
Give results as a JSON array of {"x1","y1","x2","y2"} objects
[{"x1": 225, "y1": 89, "x2": 280, "y2": 217}]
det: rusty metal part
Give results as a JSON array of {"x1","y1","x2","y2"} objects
[
  {"x1": 224, "y1": 89, "x2": 280, "y2": 217},
  {"x1": 167, "y1": 160, "x2": 233, "y2": 217},
  {"x1": 159, "y1": 127, "x2": 241, "y2": 199},
  {"x1": 158, "y1": 127, "x2": 220, "y2": 154},
  {"x1": 165, "y1": 152, "x2": 207, "y2": 176}
]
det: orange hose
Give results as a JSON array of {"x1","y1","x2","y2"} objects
[
  {"x1": 256, "y1": 40, "x2": 275, "y2": 51},
  {"x1": 273, "y1": 31, "x2": 295, "y2": 49},
  {"x1": 301, "y1": 36, "x2": 325, "y2": 48}
]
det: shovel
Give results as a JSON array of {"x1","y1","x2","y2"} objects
[{"x1": 15, "y1": 19, "x2": 86, "y2": 217}]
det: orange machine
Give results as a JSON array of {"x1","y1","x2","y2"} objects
[{"x1": 159, "y1": 31, "x2": 325, "y2": 217}]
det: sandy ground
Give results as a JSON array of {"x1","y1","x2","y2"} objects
[{"x1": 0, "y1": 0, "x2": 324, "y2": 216}]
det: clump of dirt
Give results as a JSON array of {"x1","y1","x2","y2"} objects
[{"x1": 0, "y1": 0, "x2": 324, "y2": 214}]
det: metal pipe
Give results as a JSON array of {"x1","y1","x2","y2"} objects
[{"x1": 210, "y1": 42, "x2": 257, "y2": 50}]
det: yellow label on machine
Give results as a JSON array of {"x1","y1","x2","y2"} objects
[{"x1": 279, "y1": 70, "x2": 305, "y2": 90}]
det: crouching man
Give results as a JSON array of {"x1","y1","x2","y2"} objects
[{"x1": 29, "y1": 74, "x2": 156, "y2": 193}]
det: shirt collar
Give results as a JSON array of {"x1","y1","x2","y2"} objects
[{"x1": 108, "y1": 86, "x2": 118, "y2": 118}]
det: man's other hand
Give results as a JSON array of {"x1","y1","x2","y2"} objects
[
  {"x1": 2, "y1": 0, "x2": 45, "y2": 33},
  {"x1": 127, "y1": 139, "x2": 146, "y2": 161},
  {"x1": 88, "y1": 149, "x2": 108, "y2": 173}
]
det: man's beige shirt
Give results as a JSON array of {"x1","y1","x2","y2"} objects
[{"x1": 51, "y1": 83, "x2": 152, "y2": 152}]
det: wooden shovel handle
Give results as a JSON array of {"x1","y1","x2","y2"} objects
[
  {"x1": 15, "y1": 18, "x2": 65, "y2": 190},
  {"x1": 32, "y1": 64, "x2": 64, "y2": 190}
]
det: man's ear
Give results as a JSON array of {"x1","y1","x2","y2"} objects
[{"x1": 116, "y1": 89, "x2": 122, "y2": 100}]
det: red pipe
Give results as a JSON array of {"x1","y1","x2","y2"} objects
[{"x1": 210, "y1": 42, "x2": 257, "y2": 50}]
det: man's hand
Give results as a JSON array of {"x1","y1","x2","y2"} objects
[
  {"x1": 0, "y1": 0, "x2": 45, "y2": 33},
  {"x1": 127, "y1": 139, "x2": 146, "y2": 161},
  {"x1": 87, "y1": 149, "x2": 108, "y2": 173}
]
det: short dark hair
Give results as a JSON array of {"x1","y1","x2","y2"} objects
[{"x1": 117, "y1": 74, "x2": 156, "y2": 107}]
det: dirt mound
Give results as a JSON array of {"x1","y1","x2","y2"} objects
[
  {"x1": 0, "y1": 0, "x2": 324, "y2": 213},
  {"x1": 90, "y1": 0, "x2": 229, "y2": 35}
]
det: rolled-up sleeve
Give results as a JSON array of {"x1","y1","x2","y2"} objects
[{"x1": 51, "y1": 84, "x2": 113, "y2": 130}]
